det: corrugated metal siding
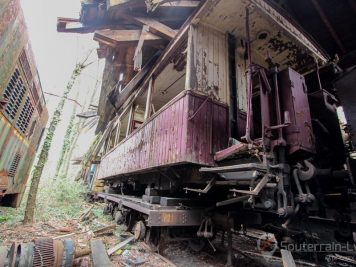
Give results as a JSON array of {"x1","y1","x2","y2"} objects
[
  {"x1": 0, "y1": 0, "x2": 48, "y2": 207},
  {"x1": 0, "y1": 113, "x2": 35, "y2": 194},
  {"x1": 0, "y1": 0, "x2": 27, "y2": 91},
  {"x1": 98, "y1": 91, "x2": 229, "y2": 179}
]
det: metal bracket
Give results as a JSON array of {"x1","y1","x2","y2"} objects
[
  {"x1": 184, "y1": 178, "x2": 216, "y2": 194},
  {"x1": 230, "y1": 174, "x2": 270, "y2": 196}
]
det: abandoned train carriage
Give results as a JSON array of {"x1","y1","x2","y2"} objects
[
  {"x1": 0, "y1": 0, "x2": 48, "y2": 207},
  {"x1": 59, "y1": 0, "x2": 356, "y2": 253}
]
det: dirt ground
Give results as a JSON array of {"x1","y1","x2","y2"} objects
[
  {"x1": 0, "y1": 211, "x2": 260, "y2": 267},
  {"x1": 0, "y1": 201, "x2": 293, "y2": 267},
  {"x1": 0, "y1": 206, "x2": 173, "y2": 266},
  {"x1": 0, "y1": 202, "x2": 217, "y2": 267}
]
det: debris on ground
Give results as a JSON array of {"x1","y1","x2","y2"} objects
[
  {"x1": 108, "y1": 236, "x2": 135, "y2": 256},
  {"x1": 79, "y1": 205, "x2": 94, "y2": 222},
  {"x1": 0, "y1": 201, "x2": 276, "y2": 267},
  {"x1": 91, "y1": 239, "x2": 112, "y2": 266},
  {"x1": 93, "y1": 224, "x2": 117, "y2": 237}
]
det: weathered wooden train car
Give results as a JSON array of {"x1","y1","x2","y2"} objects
[
  {"x1": 0, "y1": 0, "x2": 48, "y2": 207},
  {"x1": 58, "y1": 0, "x2": 356, "y2": 262}
]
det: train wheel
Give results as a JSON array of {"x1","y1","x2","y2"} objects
[
  {"x1": 145, "y1": 227, "x2": 160, "y2": 252},
  {"x1": 103, "y1": 204, "x2": 110, "y2": 215},
  {"x1": 114, "y1": 210, "x2": 124, "y2": 224},
  {"x1": 134, "y1": 221, "x2": 146, "y2": 241},
  {"x1": 125, "y1": 211, "x2": 138, "y2": 232},
  {"x1": 112, "y1": 207, "x2": 118, "y2": 219}
]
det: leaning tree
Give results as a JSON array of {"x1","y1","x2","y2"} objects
[{"x1": 23, "y1": 58, "x2": 89, "y2": 224}]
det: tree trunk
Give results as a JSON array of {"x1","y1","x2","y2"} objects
[
  {"x1": 54, "y1": 111, "x2": 77, "y2": 179},
  {"x1": 62, "y1": 78, "x2": 100, "y2": 180},
  {"x1": 23, "y1": 61, "x2": 88, "y2": 224}
]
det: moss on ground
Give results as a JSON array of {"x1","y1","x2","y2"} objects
[{"x1": 0, "y1": 179, "x2": 109, "y2": 226}]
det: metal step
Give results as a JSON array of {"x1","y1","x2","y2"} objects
[{"x1": 200, "y1": 163, "x2": 267, "y2": 180}]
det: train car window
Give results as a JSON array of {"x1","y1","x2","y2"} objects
[
  {"x1": 118, "y1": 111, "x2": 130, "y2": 143},
  {"x1": 8, "y1": 154, "x2": 22, "y2": 178},
  {"x1": 2, "y1": 68, "x2": 27, "y2": 120},
  {"x1": 19, "y1": 49, "x2": 33, "y2": 85},
  {"x1": 108, "y1": 124, "x2": 118, "y2": 151},
  {"x1": 16, "y1": 96, "x2": 34, "y2": 134}
]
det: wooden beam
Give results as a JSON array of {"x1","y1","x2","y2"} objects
[
  {"x1": 126, "y1": 104, "x2": 134, "y2": 137},
  {"x1": 113, "y1": 52, "x2": 161, "y2": 109},
  {"x1": 94, "y1": 29, "x2": 165, "y2": 48},
  {"x1": 146, "y1": 0, "x2": 200, "y2": 10},
  {"x1": 107, "y1": 0, "x2": 145, "y2": 10},
  {"x1": 57, "y1": 17, "x2": 105, "y2": 33},
  {"x1": 96, "y1": 45, "x2": 111, "y2": 59},
  {"x1": 90, "y1": 239, "x2": 112, "y2": 267},
  {"x1": 120, "y1": 14, "x2": 177, "y2": 40},
  {"x1": 107, "y1": 236, "x2": 135, "y2": 256},
  {"x1": 114, "y1": 120, "x2": 121, "y2": 146},
  {"x1": 159, "y1": 1, "x2": 201, "y2": 8},
  {"x1": 311, "y1": 0, "x2": 346, "y2": 54},
  {"x1": 144, "y1": 78, "x2": 154, "y2": 121},
  {"x1": 134, "y1": 25, "x2": 150, "y2": 70},
  {"x1": 57, "y1": 17, "x2": 132, "y2": 34},
  {"x1": 214, "y1": 142, "x2": 249, "y2": 162},
  {"x1": 113, "y1": 0, "x2": 209, "y2": 113}
]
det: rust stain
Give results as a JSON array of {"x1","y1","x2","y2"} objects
[{"x1": 267, "y1": 32, "x2": 314, "y2": 70}]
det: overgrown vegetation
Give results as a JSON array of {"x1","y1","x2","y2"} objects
[
  {"x1": 1, "y1": 179, "x2": 91, "y2": 225},
  {"x1": 54, "y1": 112, "x2": 77, "y2": 179},
  {"x1": 24, "y1": 59, "x2": 90, "y2": 224},
  {"x1": 56, "y1": 72, "x2": 99, "y2": 180}
]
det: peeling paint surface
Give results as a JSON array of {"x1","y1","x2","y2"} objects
[
  {"x1": 97, "y1": 91, "x2": 229, "y2": 179},
  {"x1": 199, "y1": 0, "x2": 327, "y2": 72}
]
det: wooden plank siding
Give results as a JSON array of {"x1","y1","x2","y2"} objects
[
  {"x1": 186, "y1": 24, "x2": 230, "y2": 104},
  {"x1": 97, "y1": 91, "x2": 229, "y2": 179}
]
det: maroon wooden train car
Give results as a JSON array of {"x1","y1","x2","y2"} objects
[{"x1": 97, "y1": 91, "x2": 229, "y2": 179}]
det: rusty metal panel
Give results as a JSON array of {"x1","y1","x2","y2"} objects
[
  {"x1": 0, "y1": 0, "x2": 48, "y2": 207},
  {"x1": 279, "y1": 68, "x2": 315, "y2": 155},
  {"x1": 98, "y1": 91, "x2": 229, "y2": 179},
  {"x1": 148, "y1": 210, "x2": 203, "y2": 227},
  {"x1": 0, "y1": 0, "x2": 28, "y2": 92},
  {"x1": 98, "y1": 193, "x2": 203, "y2": 227},
  {"x1": 0, "y1": 113, "x2": 38, "y2": 205}
]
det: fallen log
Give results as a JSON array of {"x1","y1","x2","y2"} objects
[{"x1": 93, "y1": 224, "x2": 116, "y2": 237}]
